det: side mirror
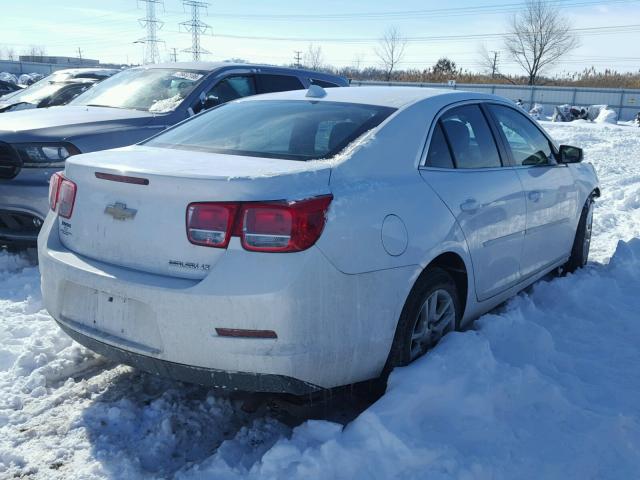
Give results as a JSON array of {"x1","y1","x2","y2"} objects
[
  {"x1": 202, "y1": 95, "x2": 219, "y2": 110},
  {"x1": 559, "y1": 145, "x2": 583, "y2": 163}
]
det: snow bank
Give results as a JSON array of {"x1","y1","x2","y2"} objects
[
  {"x1": 1, "y1": 121, "x2": 640, "y2": 479},
  {"x1": 177, "y1": 238, "x2": 640, "y2": 479},
  {"x1": 594, "y1": 107, "x2": 618, "y2": 124}
]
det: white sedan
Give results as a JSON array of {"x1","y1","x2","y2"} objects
[{"x1": 38, "y1": 86, "x2": 599, "y2": 394}]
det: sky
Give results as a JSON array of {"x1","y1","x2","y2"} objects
[{"x1": 1, "y1": 0, "x2": 639, "y2": 76}]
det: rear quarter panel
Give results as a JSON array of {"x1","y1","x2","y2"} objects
[{"x1": 317, "y1": 99, "x2": 475, "y2": 316}]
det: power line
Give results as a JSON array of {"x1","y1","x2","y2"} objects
[
  {"x1": 180, "y1": 1, "x2": 211, "y2": 61},
  {"x1": 137, "y1": 0, "x2": 164, "y2": 64},
  {"x1": 181, "y1": 0, "x2": 636, "y2": 21},
  {"x1": 205, "y1": 23, "x2": 640, "y2": 44}
]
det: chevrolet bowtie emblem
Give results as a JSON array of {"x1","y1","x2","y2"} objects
[{"x1": 105, "y1": 202, "x2": 137, "y2": 221}]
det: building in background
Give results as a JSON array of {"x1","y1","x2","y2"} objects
[{"x1": 0, "y1": 56, "x2": 128, "y2": 76}]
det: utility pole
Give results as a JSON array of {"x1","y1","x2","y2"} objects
[
  {"x1": 180, "y1": 1, "x2": 211, "y2": 61},
  {"x1": 77, "y1": 47, "x2": 83, "y2": 62},
  {"x1": 170, "y1": 47, "x2": 178, "y2": 62},
  {"x1": 137, "y1": 0, "x2": 165, "y2": 64},
  {"x1": 294, "y1": 50, "x2": 302, "y2": 68},
  {"x1": 490, "y1": 50, "x2": 499, "y2": 79}
]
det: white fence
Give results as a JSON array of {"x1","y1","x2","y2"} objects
[{"x1": 351, "y1": 80, "x2": 640, "y2": 121}]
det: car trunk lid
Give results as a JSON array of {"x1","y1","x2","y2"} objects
[{"x1": 59, "y1": 146, "x2": 332, "y2": 279}]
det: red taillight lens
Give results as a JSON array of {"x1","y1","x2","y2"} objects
[
  {"x1": 242, "y1": 206, "x2": 293, "y2": 250},
  {"x1": 49, "y1": 172, "x2": 76, "y2": 219},
  {"x1": 48, "y1": 172, "x2": 63, "y2": 211},
  {"x1": 241, "y1": 196, "x2": 333, "y2": 252},
  {"x1": 57, "y1": 178, "x2": 77, "y2": 219},
  {"x1": 186, "y1": 202, "x2": 238, "y2": 248},
  {"x1": 185, "y1": 195, "x2": 333, "y2": 252}
]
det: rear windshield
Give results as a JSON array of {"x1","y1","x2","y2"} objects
[{"x1": 144, "y1": 100, "x2": 395, "y2": 161}]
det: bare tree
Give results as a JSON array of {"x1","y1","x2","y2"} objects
[
  {"x1": 23, "y1": 45, "x2": 47, "y2": 59},
  {"x1": 504, "y1": 0, "x2": 579, "y2": 85},
  {"x1": 304, "y1": 43, "x2": 324, "y2": 71},
  {"x1": 6, "y1": 47, "x2": 16, "y2": 61},
  {"x1": 351, "y1": 53, "x2": 365, "y2": 72},
  {"x1": 375, "y1": 27, "x2": 406, "y2": 81},
  {"x1": 478, "y1": 44, "x2": 517, "y2": 84}
]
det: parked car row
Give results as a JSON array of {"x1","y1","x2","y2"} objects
[
  {"x1": 1, "y1": 61, "x2": 598, "y2": 395},
  {"x1": 0, "y1": 68, "x2": 119, "y2": 113}
]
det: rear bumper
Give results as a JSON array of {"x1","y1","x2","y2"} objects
[
  {"x1": 57, "y1": 319, "x2": 320, "y2": 394},
  {"x1": 38, "y1": 213, "x2": 412, "y2": 392}
]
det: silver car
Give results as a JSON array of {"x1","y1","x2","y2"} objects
[
  {"x1": 39, "y1": 87, "x2": 599, "y2": 394},
  {"x1": 0, "y1": 63, "x2": 347, "y2": 247}
]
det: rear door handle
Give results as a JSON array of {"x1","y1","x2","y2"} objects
[
  {"x1": 460, "y1": 199, "x2": 479, "y2": 212},
  {"x1": 528, "y1": 190, "x2": 542, "y2": 202}
]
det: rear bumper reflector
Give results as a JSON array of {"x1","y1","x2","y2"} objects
[
  {"x1": 95, "y1": 172, "x2": 150, "y2": 185},
  {"x1": 215, "y1": 328, "x2": 278, "y2": 339}
]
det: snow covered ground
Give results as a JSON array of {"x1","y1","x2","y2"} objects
[{"x1": 1, "y1": 120, "x2": 640, "y2": 479}]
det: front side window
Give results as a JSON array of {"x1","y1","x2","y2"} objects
[
  {"x1": 71, "y1": 68, "x2": 207, "y2": 113},
  {"x1": 194, "y1": 75, "x2": 256, "y2": 113},
  {"x1": 440, "y1": 105, "x2": 502, "y2": 169},
  {"x1": 489, "y1": 104, "x2": 554, "y2": 166},
  {"x1": 145, "y1": 100, "x2": 395, "y2": 161}
]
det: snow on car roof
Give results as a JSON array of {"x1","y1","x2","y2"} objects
[
  {"x1": 142, "y1": 62, "x2": 346, "y2": 80},
  {"x1": 53, "y1": 68, "x2": 120, "y2": 76},
  {"x1": 238, "y1": 85, "x2": 500, "y2": 109}
]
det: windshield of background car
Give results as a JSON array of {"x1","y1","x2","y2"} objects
[
  {"x1": 0, "y1": 75, "x2": 74, "y2": 105},
  {"x1": 144, "y1": 100, "x2": 396, "y2": 161},
  {"x1": 70, "y1": 68, "x2": 207, "y2": 113}
]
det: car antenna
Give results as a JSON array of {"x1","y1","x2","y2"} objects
[{"x1": 306, "y1": 84, "x2": 327, "y2": 98}]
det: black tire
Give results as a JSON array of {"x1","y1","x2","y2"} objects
[
  {"x1": 383, "y1": 267, "x2": 461, "y2": 375},
  {"x1": 564, "y1": 195, "x2": 595, "y2": 274}
]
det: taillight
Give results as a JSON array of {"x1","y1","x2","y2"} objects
[
  {"x1": 242, "y1": 196, "x2": 332, "y2": 252},
  {"x1": 49, "y1": 172, "x2": 77, "y2": 219},
  {"x1": 49, "y1": 172, "x2": 63, "y2": 211},
  {"x1": 186, "y1": 195, "x2": 332, "y2": 253},
  {"x1": 186, "y1": 203, "x2": 238, "y2": 248}
]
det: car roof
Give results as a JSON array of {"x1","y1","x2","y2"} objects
[
  {"x1": 140, "y1": 62, "x2": 347, "y2": 82},
  {"x1": 236, "y1": 86, "x2": 503, "y2": 109}
]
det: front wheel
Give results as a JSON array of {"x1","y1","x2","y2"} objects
[
  {"x1": 564, "y1": 195, "x2": 595, "y2": 274},
  {"x1": 384, "y1": 267, "x2": 461, "y2": 373}
]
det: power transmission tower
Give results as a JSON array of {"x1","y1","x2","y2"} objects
[
  {"x1": 170, "y1": 47, "x2": 178, "y2": 62},
  {"x1": 137, "y1": 0, "x2": 165, "y2": 64},
  {"x1": 490, "y1": 51, "x2": 499, "y2": 78},
  {"x1": 77, "y1": 47, "x2": 83, "y2": 61},
  {"x1": 180, "y1": 1, "x2": 211, "y2": 61},
  {"x1": 294, "y1": 51, "x2": 302, "y2": 68}
]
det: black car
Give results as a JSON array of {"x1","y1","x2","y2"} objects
[{"x1": 0, "y1": 79, "x2": 20, "y2": 98}]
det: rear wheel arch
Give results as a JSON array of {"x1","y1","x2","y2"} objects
[
  {"x1": 425, "y1": 252, "x2": 469, "y2": 320},
  {"x1": 382, "y1": 251, "x2": 469, "y2": 377}
]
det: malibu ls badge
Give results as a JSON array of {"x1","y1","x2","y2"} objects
[{"x1": 105, "y1": 202, "x2": 137, "y2": 221}]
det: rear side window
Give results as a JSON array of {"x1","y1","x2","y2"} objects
[
  {"x1": 425, "y1": 123, "x2": 455, "y2": 168},
  {"x1": 256, "y1": 74, "x2": 304, "y2": 94},
  {"x1": 145, "y1": 100, "x2": 395, "y2": 161},
  {"x1": 489, "y1": 104, "x2": 554, "y2": 166},
  {"x1": 440, "y1": 105, "x2": 502, "y2": 169},
  {"x1": 310, "y1": 78, "x2": 340, "y2": 88}
]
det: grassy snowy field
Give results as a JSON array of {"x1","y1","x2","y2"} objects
[{"x1": 1, "y1": 120, "x2": 639, "y2": 479}]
